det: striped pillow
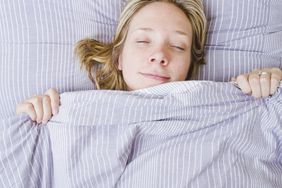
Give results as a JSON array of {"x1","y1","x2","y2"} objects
[
  {"x1": 0, "y1": 0, "x2": 281, "y2": 118},
  {"x1": 0, "y1": 0, "x2": 125, "y2": 118},
  {"x1": 198, "y1": 0, "x2": 282, "y2": 81}
]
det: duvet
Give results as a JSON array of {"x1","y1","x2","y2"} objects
[{"x1": 1, "y1": 81, "x2": 282, "y2": 188}]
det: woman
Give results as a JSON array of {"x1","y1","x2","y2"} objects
[{"x1": 16, "y1": 0, "x2": 282, "y2": 124}]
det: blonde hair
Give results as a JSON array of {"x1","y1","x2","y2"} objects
[{"x1": 75, "y1": 0, "x2": 207, "y2": 90}]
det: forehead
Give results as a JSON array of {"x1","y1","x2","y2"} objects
[{"x1": 128, "y1": 2, "x2": 192, "y2": 33}]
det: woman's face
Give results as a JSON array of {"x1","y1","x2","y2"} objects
[{"x1": 118, "y1": 2, "x2": 193, "y2": 90}]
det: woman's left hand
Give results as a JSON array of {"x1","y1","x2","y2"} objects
[{"x1": 232, "y1": 68, "x2": 282, "y2": 98}]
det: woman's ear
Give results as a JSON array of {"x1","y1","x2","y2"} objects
[{"x1": 118, "y1": 55, "x2": 123, "y2": 70}]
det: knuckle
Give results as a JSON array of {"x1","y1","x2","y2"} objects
[
  {"x1": 271, "y1": 76, "x2": 280, "y2": 82},
  {"x1": 47, "y1": 88, "x2": 58, "y2": 95},
  {"x1": 236, "y1": 74, "x2": 247, "y2": 82},
  {"x1": 53, "y1": 97, "x2": 60, "y2": 104},
  {"x1": 271, "y1": 67, "x2": 280, "y2": 72},
  {"x1": 271, "y1": 74, "x2": 281, "y2": 81},
  {"x1": 249, "y1": 77, "x2": 259, "y2": 84},
  {"x1": 236, "y1": 75, "x2": 246, "y2": 81},
  {"x1": 260, "y1": 77, "x2": 269, "y2": 83},
  {"x1": 25, "y1": 103, "x2": 34, "y2": 111},
  {"x1": 42, "y1": 95, "x2": 51, "y2": 103},
  {"x1": 32, "y1": 96, "x2": 42, "y2": 104}
]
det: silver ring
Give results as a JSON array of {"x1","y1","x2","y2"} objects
[{"x1": 258, "y1": 71, "x2": 269, "y2": 77}]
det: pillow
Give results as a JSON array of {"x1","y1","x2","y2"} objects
[
  {"x1": 1, "y1": 0, "x2": 281, "y2": 118},
  {"x1": 0, "y1": 0, "x2": 126, "y2": 119},
  {"x1": 198, "y1": 0, "x2": 282, "y2": 81}
]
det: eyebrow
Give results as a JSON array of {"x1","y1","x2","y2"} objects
[{"x1": 132, "y1": 27, "x2": 189, "y2": 37}]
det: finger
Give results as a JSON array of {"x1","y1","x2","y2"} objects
[
  {"x1": 16, "y1": 102, "x2": 37, "y2": 121},
  {"x1": 270, "y1": 77, "x2": 281, "y2": 95},
  {"x1": 248, "y1": 73, "x2": 261, "y2": 98},
  {"x1": 259, "y1": 72, "x2": 271, "y2": 97},
  {"x1": 45, "y1": 88, "x2": 60, "y2": 115},
  {"x1": 42, "y1": 95, "x2": 52, "y2": 124},
  {"x1": 236, "y1": 74, "x2": 252, "y2": 94},
  {"x1": 270, "y1": 68, "x2": 282, "y2": 94},
  {"x1": 28, "y1": 96, "x2": 44, "y2": 123},
  {"x1": 231, "y1": 77, "x2": 236, "y2": 82}
]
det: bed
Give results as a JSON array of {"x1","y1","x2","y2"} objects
[{"x1": 1, "y1": 0, "x2": 282, "y2": 187}]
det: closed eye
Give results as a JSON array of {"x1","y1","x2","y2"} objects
[
  {"x1": 171, "y1": 45, "x2": 185, "y2": 51},
  {"x1": 137, "y1": 40, "x2": 150, "y2": 44}
]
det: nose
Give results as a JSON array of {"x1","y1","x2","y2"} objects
[{"x1": 148, "y1": 47, "x2": 169, "y2": 66}]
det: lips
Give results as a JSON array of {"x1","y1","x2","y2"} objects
[{"x1": 139, "y1": 72, "x2": 170, "y2": 81}]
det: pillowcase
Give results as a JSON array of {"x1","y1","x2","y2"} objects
[
  {"x1": 1, "y1": 0, "x2": 281, "y2": 118},
  {"x1": 0, "y1": 0, "x2": 126, "y2": 118},
  {"x1": 198, "y1": 0, "x2": 282, "y2": 81}
]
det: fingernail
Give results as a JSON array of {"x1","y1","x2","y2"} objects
[
  {"x1": 53, "y1": 109, "x2": 58, "y2": 115},
  {"x1": 52, "y1": 107, "x2": 58, "y2": 115}
]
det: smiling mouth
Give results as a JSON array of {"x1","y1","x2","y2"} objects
[{"x1": 139, "y1": 72, "x2": 170, "y2": 81}]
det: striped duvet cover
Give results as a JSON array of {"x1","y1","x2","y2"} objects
[{"x1": 1, "y1": 81, "x2": 281, "y2": 188}]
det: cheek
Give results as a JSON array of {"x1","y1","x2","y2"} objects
[
  {"x1": 121, "y1": 49, "x2": 147, "y2": 69},
  {"x1": 174, "y1": 58, "x2": 191, "y2": 80},
  {"x1": 179, "y1": 65, "x2": 190, "y2": 80}
]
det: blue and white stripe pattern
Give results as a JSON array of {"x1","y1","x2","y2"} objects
[
  {"x1": 0, "y1": 0, "x2": 125, "y2": 119},
  {"x1": 1, "y1": 81, "x2": 282, "y2": 188},
  {"x1": 199, "y1": 0, "x2": 282, "y2": 81},
  {"x1": 1, "y1": 0, "x2": 282, "y2": 119}
]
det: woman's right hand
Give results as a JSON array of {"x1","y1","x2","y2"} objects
[{"x1": 16, "y1": 88, "x2": 60, "y2": 124}]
